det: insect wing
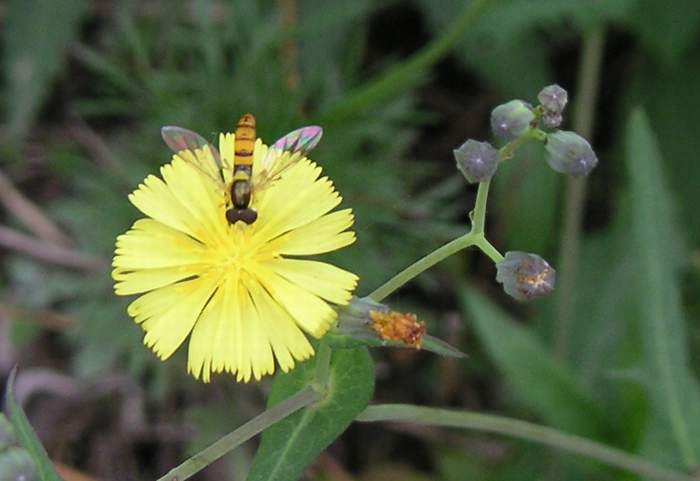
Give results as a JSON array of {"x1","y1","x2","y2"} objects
[
  {"x1": 161, "y1": 126, "x2": 224, "y2": 185},
  {"x1": 272, "y1": 125, "x2": 323, "y2": 156},
  {"x1": 256, "y1": 126, "x2": 323, "y2": 190}
]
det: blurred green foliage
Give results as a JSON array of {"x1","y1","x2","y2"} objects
[{"x1": 1, "y1": 0, "x2": 700, "y2": 480}]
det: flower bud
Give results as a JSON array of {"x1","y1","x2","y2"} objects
[
  {"x1": 334, "y1": 296, "x2": 426, "y2": 348},
  {"x1": 0, "y1": 447, "x2": 37, "y2": 481},
  {"x1": 369, "y1": 310, "x2": 426, "y2": 348},
  {"x1": 0, "y1": 415, "x2": 15, "y2": 451},
  {"x1": 544, "y1": 130, "x2": 598, "y2": 176},
  {"x1": 490, "y1": 100, "x2": 534, "y2": 141},
  {"x1": 453, "y1": 140, "x2": 499, "y2": 183},
  {"x1": 496, "y1": 251, "x2": 555, "y2": 301},
  {"x1": 538, "y1": 84, "x2": 568, "y2": 114},
  {"x1": 541, "y1": 111, "x2": 563, "y2": 129},
  {"x1": 332, "y1": 297, "x2": 465, "y2": 357}
]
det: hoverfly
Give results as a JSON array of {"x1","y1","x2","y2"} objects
[{"x1": 161, "y1": 114, "x2": 322, "y2": 225}]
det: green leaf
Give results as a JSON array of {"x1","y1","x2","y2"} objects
[
  {"x1": 318, "y1": 0, "x2": 491, "y2": 123},
  {"x1": 627, "y1": 57, "x2": 700, "y2": 244},
  {"x1": 3, "y1": 368, "x2": 64, "y2": 481},
  {"x1": 419, "y1": 0, "x2": 633, "y2": 97},
  {"x1": 3, "y1": 0, "x2": 89, "y2": 141},
  {"x1": 628, "y1": 0, "x2": 700, "y2": 66},
  {"x1": 247, "y1": 347, "x2": 374, "y2": 481},
  {"x1": 625, "y1": 108, "x2": 700, "y2": 468},
  {"x1": 459, "y1": 287, "x2": 606, "y2": 438}
]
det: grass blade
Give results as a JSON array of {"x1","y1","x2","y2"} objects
[
  {"x1": 4, "y1": 367, "x2": 64, "y2": 481},
  {"x1": 625, "y1": 108, "x2": 700, "y2": 468}
]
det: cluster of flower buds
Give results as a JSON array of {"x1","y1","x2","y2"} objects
[
  {"x1": 0, "y1": 414, "x2": 37, "y2": 481},
  {"x1": 450, "y1": 84, "x2": 601, "y2": 301},
  {"x1": 537, "y1": 84, "x2": 567, "y2": 128},
  {"x1": 453, "y1": 84, "x2": 598, "y2": 184}
]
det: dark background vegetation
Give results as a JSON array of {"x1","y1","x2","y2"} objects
[{"x1": 2, "y1": 0, "x2": 700, "y2": 480}]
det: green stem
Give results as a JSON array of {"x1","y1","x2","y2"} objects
[
  {"x1": 369, "y1": 232, "x2": 477, "y2": 302},
  {"x1": 319, "y1": 0, "x2": 492, "y2": 123},
  {"x1": 498, "y1": 128, "x2": 544, "y2": 161},
  {"x1": 474, "y1": 236, "x2": 504, "y2": 263},
  {"x1": 369, "y1": 179, "x2": 502, "y2": 302},
  {"x1": 471, "y1": 179, "x2": 491, "y2": 234},
  {"x1": 554, "y1": 28, "x2": 605, "y2": 358},
  {"x1": 356, "y1": 404, "x2": 694, "y2": 481},
  {"x1": 156, "y1": 387, "x2": 321, "y2": 481}
]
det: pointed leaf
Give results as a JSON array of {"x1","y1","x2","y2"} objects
[
  {"x1": 460, "y1": 288, "x2": 606, "y2": 438},
  {"x1": 3, "y1": 0, "x2": 88, "y2": 141},
  {"x1": 628, "y1": 0, "x2": 700, "y2": 66},
  {"x1": 247, "y1": 347, "x2": 374, "y2": 481},
  {"x1": 4, "y1": 368, "x2": 64, "y2": 481},
  {"x1": 625, "y1": 108, "x2": 700, "y2": 468}
]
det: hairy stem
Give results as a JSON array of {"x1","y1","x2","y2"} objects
[
  {"x1": 554, "y1": 27, "x2": 605, "y2": 358},
  {"x1": 156, "y1": 387, "x2": 321, "y2": 481},
  {"x1": 357, "y1": 404, "x2": 694, "y2": 481}
]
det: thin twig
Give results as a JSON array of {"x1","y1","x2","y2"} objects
[
  {"x1": 0, "y1": 301, "x2": 74, "y2": 331},
  {"x1": 0, "y1": 168, "x2": 73, "y2": 247},
  {"x1": 156, "y1": 386, "x2": 321, "y2": 481},
  {"x1": 67, "y1": 115, "x2": 128, "y2": 180},
  {"x1": 319, "y1": 0, "x2": 492, "y2": 123},
  {"x1": 554, "y1": 28, "x2": 606, "y2": 358},
  {"x1": 0, "y1": 225, "x2": 107, "y2": 271},
  {"x1": 279, "y1": 0, "x2": 300, "y2": 91},
  {"x1": 357, "y1": 404, "x2": 696, "y2": 481}
]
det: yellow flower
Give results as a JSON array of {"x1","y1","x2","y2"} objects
[{"x1": 112, "y1": 131, "x2": 358, "y2": 382}]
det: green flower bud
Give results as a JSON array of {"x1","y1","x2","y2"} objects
[
  {"x1": 453, "y1": 139, "x2": 499, "y2": 183},
  {"x1": 538, "y1": 84, "x2": 568, "y2": 114},
  {"x1": 496, "y1": 251, "x2": 555, "y2": 301},
  {"x1": 0, "y1": 415, "x2": 15, "y2": 451},
  {"x1": 490, "y1": 100, "x2": 534, "y2": 141},
  {"x1": 544, "y1": 130, "x2": 598, "y2": 177},
  {"x1": 0, "y1": 447, "x2": 37, "y2": 481}
]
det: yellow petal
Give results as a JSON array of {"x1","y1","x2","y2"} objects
[
  {"x1": 240, "y1": 275, "x2": 275, "y2": 381},
  {"x1": 251, "y1": 262, "x2": 337, "y2": 337},
  {"x1": 251, "y1": 161, "x2": 342, "y2": 245},
  {"x1": 187, "y1": 279, "x2": 230, "y2": 382},
  {"x1": 272, "y1": 209, "x2": 356, "y2": 256},
  {"x1": 135, "y1": 272, "x2": 221, "y2": 360},
  {"x1": 159, "y1": 158, "x2": 227, "y2": 243},
  {"x1": 248, "y1": 279, "x2": 313, "y2": 372},
  {"x1": 265, "y1": 258, "x2": 357, "y2": 305},
  {"x1": 113, "y1": 264, "x2": 206, "y2": 295},
  {"x1": 114, "y1": 219, "x2": 213, "y2": 270}
]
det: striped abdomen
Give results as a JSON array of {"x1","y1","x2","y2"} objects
[{"x1": 227, "y1": 113, "x2": 258, "y2": 224}]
